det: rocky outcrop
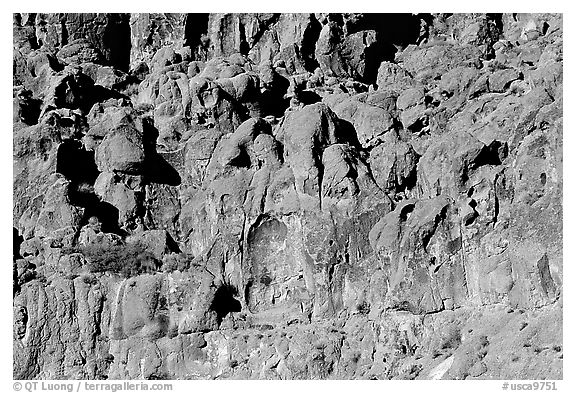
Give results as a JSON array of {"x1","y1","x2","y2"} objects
[{"x1": 13, "y1": 13, "x2": 562, "y2": 380}]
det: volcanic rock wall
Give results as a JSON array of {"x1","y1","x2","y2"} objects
[{"x1": 13, "y1": 13, "x2": 562, "y2": 380}]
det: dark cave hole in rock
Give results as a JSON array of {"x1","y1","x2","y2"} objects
[
  {"x1": 16, "y1": 90, "x2": 42, "y2": 125},
  {"x1": 57, "y1": 140, "x2": 99, "y2": 183},
  {"x1": 473, "y1": 141, "x2": 508, "y2": 169},
  {"x1": 13, "y1": 227, "x2": 24, "y2": 259},
  {"x1": 540, "y1": 172, "x2": 547, "y2": 186},
  {"x1": 54, "y1": 75, "x2": 91, "y2": 111},
  {"x1": 259, "y1": 74, "x2": 291, "y2": 118},
  {"x1": 260, "y1": 90, "x2": 291, "y2": 118},
  {"x1": 424, "y1": 94, "x2": 439, "y2": 108},
  {"x1": 464, "y1": 211, "x2": 479, "y2": 226},
  {"x1": 399, "y1": 203, "x2": 415, "y2": 222},
  {"x1": 79, "y1": 201, "x2": 124, "y2": 236},
  {"x1": 211, "y1": 284, "x2": 242, "y2": 323},
  {"x1": 184, "y1": 13, "x2": 210, "y2": 61},
  {"x1": 408, "y1": 118, "x2": 428, "y2": 134},
  {"x1": 345, "y1": 14, "x2": 433, "y2": 80},
  {"x1": 103, "y1": 14, "x2": 131, "y2": 72}
]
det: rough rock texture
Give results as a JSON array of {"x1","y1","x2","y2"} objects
[{"x1": 13, "y1": 13, "x2": 562, "y2": 380}]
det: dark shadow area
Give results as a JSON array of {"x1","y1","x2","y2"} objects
[
  {"x1": 343, "y1": 14, "x2": 433, "y2": 81},
  {"x1": 399, "y1": 203, "x2": 416, "y2": 222},
  {"x1": 103, "y1": 13, "x2": 131, "y2": 72},
  {"x1": 53, "y1": 73, "x2": 94, "y2": 112},
  {"x1": 542, "y1": 21, "x2": 550, "y2": 36},
  {"x1": 56, "y1": 139, "x2": 100, "y2": 185},
  {"x1": 57, "y1": 140, "x2": 124, "y2": 236},
  {"x1": 13, "y1": 13, "x2": 22, "y2": 26},
  {"x1": 259, "y1": 73, "x2": 291, "y2": 118},
  {"x1": 53, "y1": 73, "x2": 125, "y2": 114},
  {"x1": 14, "y1": 13, "x2": 41, "y2": 50},
  {"x1": 301, "y1": 14, "x2": 322, "y2": 71},
  {"x1": 78, "y1": 200, "x2": 124, "y2": 235},
  {"x1": 408, "y1": 118, "x2": 428, "y2": 134},
  {"x1": 165, "y1": 232, "x2": 182, "y2": 254},
  {"x1": 360, "y1": 39, "x2": 391, "y2": 84},
  {"x1": 46, "y1": 53, "x2": 65, "y2": 74},
  {"x1": 463, "y1": 210, "x2": 479, "y2": 226},
  {"x1": 246, "y1": 214, "x2": 288, "y2": 246},
  {"x1": 345, "y1": 13, "x2": 427, "y2": 46},
  {"x1": 141, "y1": 121, "x2": 182, "y2": 186},
  {"x1": 15, "y1": 89, "x2": 41, "y2": 125},
  {"x1": 398, "y1": 163, "x2": 419, "y2": 193},
  {"x1": 476, "y1": 14, "x2": 504, "y2": 60},
  {"x1": 61, "y1": 17, "x2": 69, "y2": 46},
  {"x1": 228, "y1": 148, "x2": 252, "y2": 168},
  {"x1": 237, "y1": 22, "x2": 251, "y2": 56},
  {"x1": 13, "y1": 227, "x2": 24, "y2": 259},
  {"x1": 184, "y1": 13, "x2": 210, "y2": 61},
  {"x1": 335, "y1": 118, "x2": 362, "y2": 149},
  {"x1": 143, "y1": 153, "x2": 182, "y2": 186},
  {"x1": 244, "y1": 280, "x2": 253, "y2": 306},
  {"x1": 215, "y1": 87, "x2": 252, "y2": 123},
  {"x1": 472, "y1": 141, "x2": 508, "y2": 169},
  {"x1": 299, "y1": 90, "x2": 322, "y2": 106},
  {"x1": 211, "y1": 284, "x2": 242, "y2": 323},
  {"x1": 91, "y1": 85, "x2": 127, "y2": 105},
  {"x1": 242, "y1": 14, "x2": 281, "y2": 54},
  {"x1": 487, "y1": 13, "x2": 504, "y2": 34}
]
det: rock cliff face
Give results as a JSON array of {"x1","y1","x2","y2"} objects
[{"x1": 13, "y1": 13, "x2": 562, "y2": 380}]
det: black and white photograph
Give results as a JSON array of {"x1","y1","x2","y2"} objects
[{"x1": 9, "y1": 5, "x2": 568, "y2": 389}]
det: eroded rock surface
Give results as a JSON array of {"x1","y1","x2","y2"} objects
[{"x1": 13, "y1": 12, "x2": 562, "y2": 380}]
